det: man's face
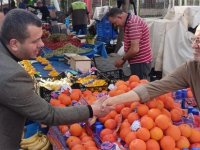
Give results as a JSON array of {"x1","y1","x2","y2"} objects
[
  {"x1": 192, "y1": 29, "x2": 200, "y2": 62},
  {"x1": 16, "y1": 25, "x2": 44, "y2": 60},
  {"x1": 108, "y1": 15, "x2": 124, "y2": 27}
]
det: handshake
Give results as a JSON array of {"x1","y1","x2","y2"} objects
[
  {"x1": 90, "y1": 96, "x2": 117, "y2": 118},
  {"x1": 90, "y1": 90, "x2": 140, "y2": 118}
]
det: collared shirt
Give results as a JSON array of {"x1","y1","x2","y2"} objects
[{"x1": 124, "y1": 14, "x2": 152, "y2": 64}]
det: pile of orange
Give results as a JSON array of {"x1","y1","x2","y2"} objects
[
  {"x1": 97, "y1": 75, "x2": 200, "y2": 150},
  {"x1": 65, "y1": 123, "x2": 98, "y2": 150}
]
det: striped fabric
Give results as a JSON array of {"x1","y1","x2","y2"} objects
[{"x1": 124, "y1": 15, "x2": 152, "y2": 64}]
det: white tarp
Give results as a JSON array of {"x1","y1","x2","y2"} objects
[
  {"x1": 145, "y1": 6, "x2": 200, "y2": 76},
  {"x1": 93, "y1": 6, "x2": 110, "y2": 20}
]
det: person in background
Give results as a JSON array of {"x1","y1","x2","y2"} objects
[
  {"x1": 0, "y1": 9, "x2": 113, "y2": 149},
  {"x1": 11, "y1": 0, "x2": 16, "y2": 9},
  {"x1": 18, "y1": 0, "x2": 26, "y2": 9},
  {"x1": 66, "y1": 0, "x2": 90, "y2": 35},
  {"x1": 27, "y1": 0, "x2": 50, "y2": 21},
  {"x1": 103, "y1": 25, "x2": 200, "y2": 109},
  {"x1": 107, "y1": 8, "x2": 152, "y2": 80}
]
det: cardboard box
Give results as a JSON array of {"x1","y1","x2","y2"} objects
[{"x1": 70, "y1": 55, "x2": 91, "y2": 73}]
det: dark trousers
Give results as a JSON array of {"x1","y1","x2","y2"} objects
[
  {"x1": 130, "y1": 62, "x2": 151, "y2": 80},
  {"x1": 73, "y1": 24, "x2": 87, "y2": 35}
]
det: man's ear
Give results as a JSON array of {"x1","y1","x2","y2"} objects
[{"x1": 9, "y1": 39, "x2": 19, "y2": 52}]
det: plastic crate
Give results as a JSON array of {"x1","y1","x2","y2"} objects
[{"x1": 96, "y1": 69, "x2": 126, "y2": 83}]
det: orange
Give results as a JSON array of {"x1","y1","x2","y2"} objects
[
  {"x1": 58, "y1": 94, "x2": 71, "y2": 106},
  {"x1": 115, "y1": 104, "x2": 125, "y2": 113},
  {"x1": 114, "y1": 114, "x2": 122, "y2": 123},
  {"x1": 86, "y1": 146, "x2": 98, "y2": 150},
  {"x1": 108, "y1": 90, "x2": 117, "y2": 97},
  {"x1": 119, "y1": 127, "x2": 131, "y2": 141},
  {"x1": 70, "y1": 92, "x2": 80, "y2": 101},
  {"x1": 98, "y1": 114, "x2": 111, "y2": 123},
  {"x1": 120, "y1": 121, "x2": 130, "y2": 130},
  {"x1": 102, "y1": 133, "x2": 116, "y2": 142},
  {"x1": 129, "y1": 75, "x2": 140, "y2": 83},
  {"x1": 83, "y1": 90, "x2": 92, "y2": 97},
  {"x1": 124, "y1": 132, "x2": 136, "y2": 145},
  {"x1": 129, "y1": 139, "x2": 146, "y2": 150},
  {"x1": 164, "y1": 96, "x2": 175, "y2": 110},
  {"x1": 155, "y1": 114, "x2": 171, "y2": 130},
  {"x1": 82, "y1": 140, "x2": 96, "y2": 149},
  {"x1": 127, "y1": 112, "x2": 139, "y2": 124},
  {"x1": 161, "y1": 108, "x2": 171, "y2": 119},
  {"x1": 170, "y1": 108, "x2": 183, "y2": 122},
  {"x1": 150, "y1": 127, "x2": 163, "y2": 141},
  {"x1": 117, "y1": 84, "x2": 129, "y2": 92},
  {"x1": 81, "y1": 136, "x2": 93, "y2": 142},
  {"x1": 178, "y1": 124, "x2": 192, "y2": 138},
  {"x1": 146, "y1": 139, "x2": 160, "y2": 150},
  {"x1": 120, "y1": 107, "x2": 131, "y2": 119},
  {"x1": 50, "y1": 99, "x2": 60, "y2": 106},
  {"x1": 187, "y1": 90, "x2": 193, "y2": 98},
  {"x1": 69, "y1": 123, "x2": 83, "y2": 137},
  {"x1": 100, "y1": 128, "x2": 113, "y2": 139},
  {"x1": 165, "y1": 125, "x2": 181, "y2": 141},
  {"x1": 189, "y1": 128, "x2": 200, "y2": 143},
  {"x1": 146, "y1": 99, "x2": 157, "y2": 108},
  {"x1": 109, "y1": 110, "x2": 118, "y2": 119},
  {"x1": 71, "y1": 144, "x2": 85, "y2": 150},
  {"x1": 137, "y1": 104, "x2": 149, "y2": 116},
  {"x1": 71, "y1": 89, "x2": 82, "y2": 95},
  {"x1": 176, "y1": 136, "x2": 190, "y2": 149},
  {"x1": 140, "y1": 115, "x2": 154, "y2": 130},
  {"x1": 136, "y1": 127, "x2": 150, "y2": 141},
  {"x1": 160, "y1": 136, "x2": 175, "y2": 150},
  {"x1": 130, "y1": 102, "x2": 140, "y2": 111},
  {"x1": 129, "y1": 82, "x2": 140, "y2": 89},
  {"x1": 59, "y1": 125, "x2": 69, "y2": 134},
  {"x1": 104, "y1": 119, "x2": 117, "y2": 130},
  {"x1": 156, "y1": 100, "x2": 164, "y2": 109},
  {"x1": 66, "y1": 136, "x2": 81, "y2": 149},
  {"x1": 148, "y1": 108, "x2": 161, "y2": 120},
  {"x1": 115, "y1": 80, "x2": 128, "y2": 87}
]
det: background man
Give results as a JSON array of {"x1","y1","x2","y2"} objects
[
  {"x1": 67, "y1": 0, "x2": 90, "y2": 34},
  {"x1": 107, "y1": 8, "x2": 152, "y2": 80},
  {"x1": 103, "y1": 25, "x2": 200, "y2": 110}
]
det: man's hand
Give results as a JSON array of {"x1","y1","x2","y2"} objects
[
  {"x1": 91, "y1": 96, "x2": 114, "y2": 118},
  {"x1": 114, "y1": 59, "x2": 125, "y2": 68}
]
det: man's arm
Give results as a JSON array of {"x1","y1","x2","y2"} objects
[{"x1": 121, "y1": 39, "x2": 139, "y2": 61}]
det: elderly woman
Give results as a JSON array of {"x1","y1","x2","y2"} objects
[{"x1": 103, "y1": 25, "x2": 200, "y2": 109}]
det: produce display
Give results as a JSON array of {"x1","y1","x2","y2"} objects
[
  {"x1": 43, "y1": 34, "x2": 83, "y2": 50},
  {"x1": 20, "y1": 60, "x2": 37, "y2": 77},
  {"x1": 45, "y1": 75, "x2": 200, "y2": 150},
  {"x1": 76, "y1": 75, "x2": 107, "y2": 87},
  {"x1": 43, "y1": 44, "x2": 92, "y2": 58}
]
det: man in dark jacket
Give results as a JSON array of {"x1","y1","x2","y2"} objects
[{"x1": 0, "y1": 9, "x2": 112, "y2": 149}]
